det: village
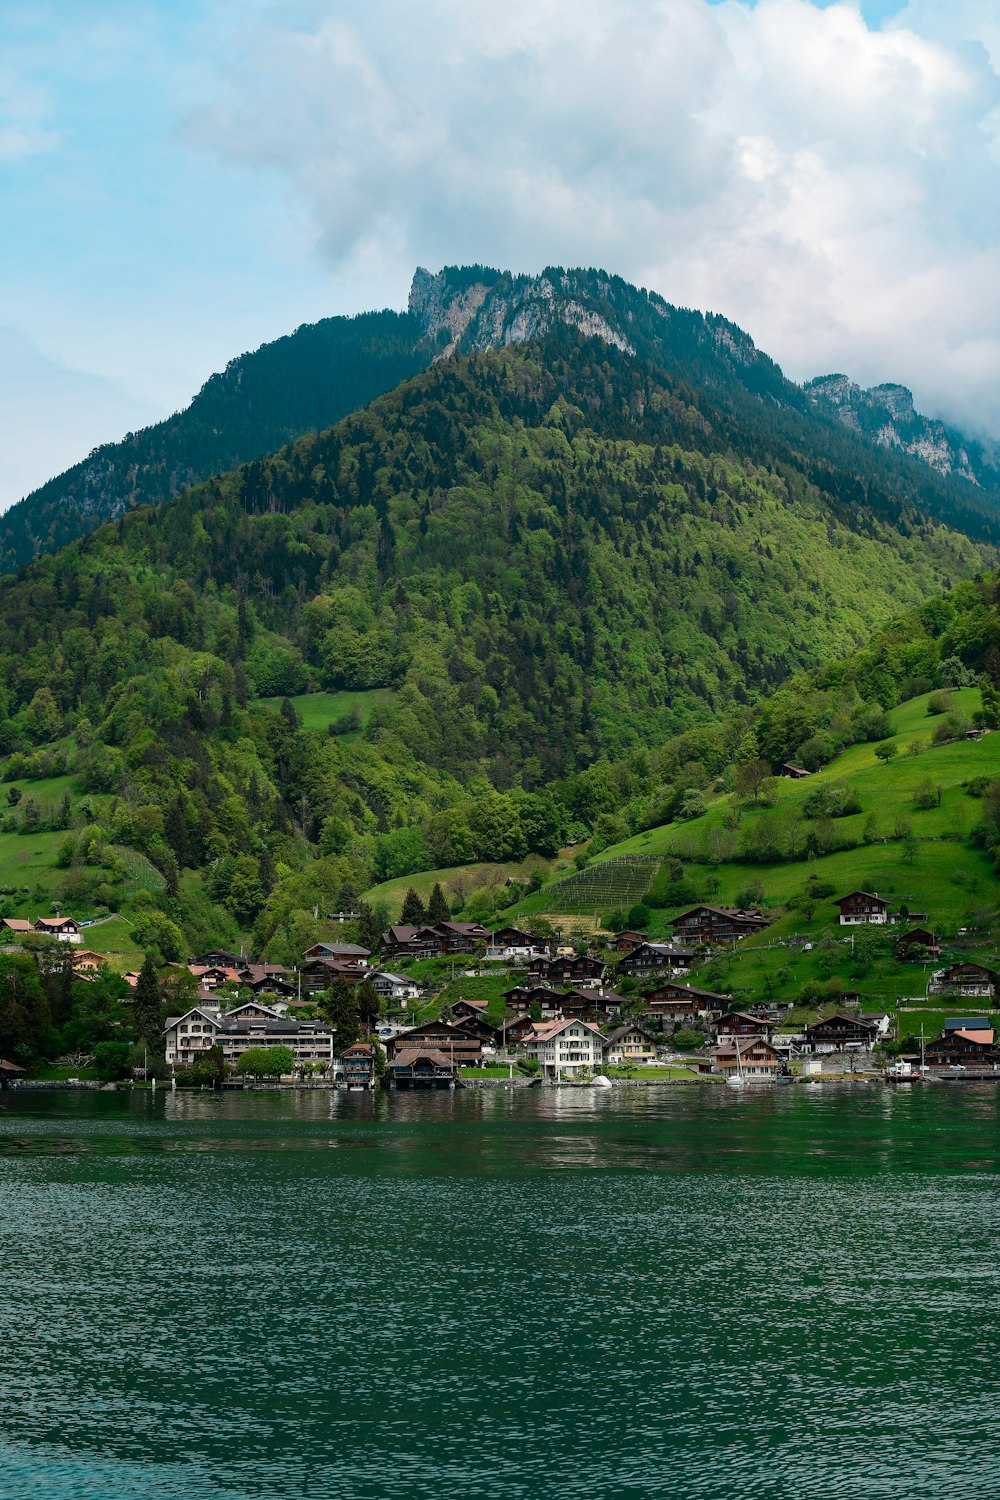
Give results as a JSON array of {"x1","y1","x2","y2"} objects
[{"x1": 5, "y1": 889, "x2": 994, "y2": 1091}]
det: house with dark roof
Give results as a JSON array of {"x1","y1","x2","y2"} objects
[
  {"x1": 669, "y1": 906, "x2": 770, "y2": 945},
  {"x1": 803, "y1": 1013, "x2": 879, "y2": 1052},
  {"x1": 617, "y1": 942, "x2": 695, "y2": 980},
  {"x1": 925, "y1": 1020, "x2": 999, "y2": 1068},
  {"x1": 833, "y1": 891, "x2": 889, "y2": 926},
  {"x1": 930, "y1": 962, "x2": 999, "y2": 999},
  {"x1": 641, "y1": 981, "x2": 728, "y2": 1022}
]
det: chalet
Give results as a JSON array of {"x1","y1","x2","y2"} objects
[
  {"x1": 713, "y1": 1037, "x2": 781, "y2": 1080},
  {"x1": 499, "y1": 1015, "x2": 537, "y2": 1046},
  {"x1": 834, "y1": 891, "x2": 889, "y2": 926},
  {"x1": 1, "y1": 918, "x2": 32, "y2": 934},
  {"x1": 301, "y1": 942, "x2": 369, "y2": 966},
  {"x1": 519, "y1": 1019, "x2": 607, "y2": 1079},
  {"x1": 300, "y1": 957, "x2": 369, "y2": 995},
  {"x1": 386, "y1": 1021, "x2": 482, "y2": 1066},
  {"x1": 930, "y1": 963, "x2": 999, "y2": 999},
  {"x1": 163, "y1": 1005, "x2": 334, "y2": 1069},
  {"x1": 380, "y1": 921, "x2": 490, "y2": 960},
  {"x1": 194, "y1": 950, "x2": 240, "y2": 967},
  {"x1": 527, "y1": 954, "x2": 606, "y2": 986},
  {"x1": 245, "y1": 974, "x2": 298, "y2": 1002},
  {"x1": 33, "y1": 915, "x2": 81, "y2": 943},
  {"x1": 447, "y1": 998, "x2": 490, "y2": 1024},
  {"x1": 502, "y1": 985, "x2": 606, "y2": 1021},
  {"x1": 326, "y1": 909, "x2": 360, "y2": 924},
  {"x1": 612, "y1": 930, "x2": 649, "y2": 953},
  {"x1": 894, "y1": 928, "x2": 940, "y2": 959},
  {"x1": 605, "y1": 1023, "x2": 658, "y2": 1065},
  {"x1": 341, "y1": 1041, "x2": 377, "y2": 1089},
  {"x1": 485, "y1": 926, "x2": 542, "y2": 960},
  {"x1": 779, "y1": 763, "x2": 811, "y2": 779},
  {"x1": 803, "y1": 1013, "x2": 879, "y2": 1053},
  {"x1": 925, "y1": 1020, "x2": 1000, "y2": 1068},
  {"x1": 617, "y1": 942, "x2": 696, "y2": 980},
  {"x1": 388, "y1": 1050, "x2": 455, "y2": 1089},
  {"x1": 641, "y1": 982, "x2": 728, "y2": 1021},
  {"x1": 453, "y1": 1014, "x2": 500, "y2": 1047},
  {"x1": 860, "y1": 1012, "x2": 892, "y2": 1039},
  {"x1": 714, "y1": 1011, "x2": 775, "y2": 1043},
  {"x1": 590, "y1": 990, "x2": 632, "y2": 1019},
  {"x1": 189, "y1": 964, "x2": 241, "y2": 990},
  {"x1": 71, "y1": 950, "x2": 106, "y2": 972},
  {"x1": 371, "y1": 970, "x2": 419, "y2": 1004},
  {"x1": 669, "y1": 906, "x2": 770, "y2": 945}
]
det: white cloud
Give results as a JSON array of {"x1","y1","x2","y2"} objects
[{"x1": 191, "y1": 0, "x2": 1000, "y2": 438}]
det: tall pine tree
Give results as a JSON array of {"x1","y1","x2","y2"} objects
[
  {"x1": 133, "y1": 954, "x2": 163, "y2": 1054},
  {"x1": 400, "y1": 886, "x2": 426, "y2": 925},
  {"x1": 427, "y1": 882, "x2": 450, "y2": 923}
]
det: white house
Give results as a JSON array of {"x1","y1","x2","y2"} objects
[
  {"x1": 371, "y1": 970, "x2": 420, "y2": 1004},
  {"x1": 520, "y1": 1019, "x2": 607, "y2": 1079},
  {"x1": 164, "y1": 1004, "x2": 334, "y2": 1070}
]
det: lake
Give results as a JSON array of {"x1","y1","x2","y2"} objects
[{"x1": 2, "y1": 1082, "x2": 999, "y2": 1499}]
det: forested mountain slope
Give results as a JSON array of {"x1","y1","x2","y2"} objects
[
  {"x1": 0, "y1": 328, "x2": 994, "y2": 962},
  {"x1": 0, "y1": 309, "x2": 435, "y2": 573},
  {"x1": 7, "y1": 263, "x2": 1000, "y2": 578}
]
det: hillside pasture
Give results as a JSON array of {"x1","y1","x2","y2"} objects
[{"x1": 257, "y1": 689, "x2": 395, "y2": 736}]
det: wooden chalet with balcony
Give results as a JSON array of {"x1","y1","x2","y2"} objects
[
  {"x1": 341, "y1": 1041, "x2": 377, "y2": 1089},
  {"x1": 301, "y1": 942, "x2": 370, "y2": 966},
  {"x1": 833, "y1": 891, "x2": 889, "y2": 926},
  {"x1": 669, "y1": 906, "x2": 770, "y2": 945},
  {"x1": 640, "y1": 981, "x2": 728, "y2": 1022},
  {"x1": 502, "y1": 984, "x2": 606, "y2": 1021},
  {"x1": 380, "y1": 921, "x2": 490, "y2": 960},
  {"x1": 924, "y1": 1020, "x2": 1000, "y2": 1068},
  {"x1": 712, "y1": 1037, "x2": 781, "y2": 1080},
  {"x1": 385, "y1": 1020, "x2": 482, "y2": 1066},
  {"x1": 930, "y1": 963, "x2": 999, "y2": 999},
  {"x1": 300, "y1": 957, "x2": 369, "y2": 995},
  {"x1": 616, "y1": 942, "x2": 696, "y2": 980},
  {"x1": 714, "y1": 1011, "x2": 775, "y2": 1043},
  {"x1": 527, "y1": 954, "x2": 606, "y2": 986},
  {"x1": 803, "y1": 1013, "x2": 879, "y2": 1052},
  {"x1": 485, "y1": 926, "x2": 543, "y2": 959}
]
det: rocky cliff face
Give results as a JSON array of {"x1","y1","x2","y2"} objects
[{"x1": 804, "y1": 373, "x2": 993, "y2": 488}]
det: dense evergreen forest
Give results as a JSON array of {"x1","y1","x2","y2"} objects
[
  {"x1": 0, "y1": 309, "x2": 436, "y2": 572},
  {"x1": 7, "y1": 262, "x2": 1000, "y2": 583},
  {"x1": 0, "y1": 326, "x2": 995, "y2": 965}
]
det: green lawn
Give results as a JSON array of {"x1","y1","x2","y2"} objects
[
  {"x1": 364, "y1": 858, "x2": 554, "y2": 919},
  {"x1": 608, "y1": 1064, "x2": 715, "y2": 1082},
  {"x1": 257, "y1": 689, "x2": 396, "y2": 735},
  {"x1": 80, "y1": 914, "x2": 145, "y2": 969}
]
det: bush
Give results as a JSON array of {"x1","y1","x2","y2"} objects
[
  {"x1": 92, "y1": 1040, "x2": 133, "y2": 1083},
  {"x1": 735, "y1": 877, "x2": 765, "y2": 908},
  {"x1": 874, "y1": 740, "x2": 898, "y2": 763},
  {"x1": 927, "y1": 690, "x2": 954, "y2": 716},
  {"x1": 672, "y1": 1028, "x2": 704, "y2": 1052},
  {"x1": 967, "y1": 776, "x2": 993, "y2": 798},
  {"x1": 912, "y1": 780, "x2": 941, "y2": 811},
  {"x1": 676, "y1": 790, "x2": 707, "y2": 821}
]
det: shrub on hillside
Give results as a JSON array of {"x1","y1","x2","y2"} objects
[
  {"x1": 966, "y1": 776, "x2": 993, "y2": 798},
  {"x1": 927, "y1": 690, "x2": 954, "y2": 715}
]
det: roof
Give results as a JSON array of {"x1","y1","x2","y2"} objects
[
  {"x1": 944, "y1": 1017, "x2": 992, "y2": 1031},
  {"x1": 950, "y1": 1028, "x2": 996, "y2": 1045},
  {"x1": 0, "y1": 1057, "x2": 26, "y2": 1073},
  {"x1": 526, "y1": 1018, "x2": 604, "y2": 1042},
  {"x1": 644, "y1": 983, "x2": 728, "y2": 1002},
  {"x1": 713, "y1": 1036, "x2": 779, "y2": 1058},
  {"x1": 806, "y1": 1012, "x2": 878, "y2": 1030},
  {"x1": 671, "y1": 905, "x2": 769, "y2": 923},
  {"x1": 717, "y1": 1011, "x2": 773, "y2": 1026},
  {"x1": 451, "y1": 997, "x2": 488, "y2": 1010},
  {"x1": 389, "y1": 1049, "x2": 454, "y2": 1068},
  {"x1": 35, "y1": 915, "x2": 79, "y2": 928},
  {"x1": 606, "y1": 1024, "x2": 658, "y2": 1044},
  {"x1": 307, "y1": 942, "x2": 370, "y2": 957},
  {"x1": 834, "y1": 891, "x2": 886, "y2": 905},
  {"x1": 1, "y1": 918, "x2": 32, "y2": 932}
]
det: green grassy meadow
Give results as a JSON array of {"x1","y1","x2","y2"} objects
[
  {"x1": 364, "y1": 857, "x2": 554, "y2": 919},
  {"x1": 257, "y1": 689, "x2": 395, "y2": 736}
]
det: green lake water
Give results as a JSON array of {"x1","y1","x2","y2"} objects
[{"x1": 2, "y1": 1082, "x2": 1000, "y2": 1499}]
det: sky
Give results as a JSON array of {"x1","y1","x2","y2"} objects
[{"x1": 3, "y1": 0, "x2": 1000, "y2": 510}]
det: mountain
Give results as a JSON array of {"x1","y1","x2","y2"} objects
[
  {"x1": 7, "y1": 263, "x2": 1000, "y2": 578},
  {"x1": 0, "y1": 322, "x2": 994, "y2": 965},
  {"x1": 805, "y1": 373, "x2": 1000, "y2": 491},
  {"x1": 0, "y1": 309, "x2": 436, "y2": 573}
]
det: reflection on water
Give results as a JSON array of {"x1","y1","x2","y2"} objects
[{"x1": 1, "y1": 1086, "x2": 999, "y2": 1499}]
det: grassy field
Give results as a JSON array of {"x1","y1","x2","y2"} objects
[
  {"x1": 80, "y1": 915, "x2": 145, "y2": 970},
  {"x1": 364, "y1": 858, "x2": 554, "y2": 919},
  {"x1": 257, "y1": 689, "x2": 395, "y2": 736}
]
